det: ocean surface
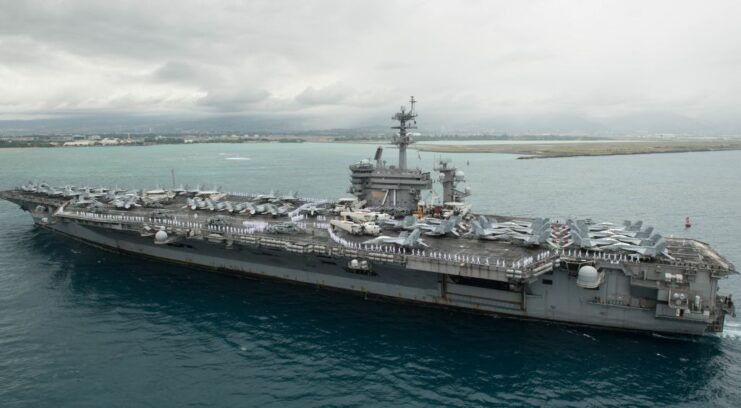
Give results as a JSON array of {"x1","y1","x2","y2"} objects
[
  {"x1": 0, "y1": 143, "x2": 739, "y2": 407},
  {"x1": 416, "y1": 139, "x2": 649, "y2": 145}
]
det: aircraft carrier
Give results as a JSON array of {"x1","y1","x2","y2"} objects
[{"x1": 0, "y1": 97, "x2": 736, "y2": 336}]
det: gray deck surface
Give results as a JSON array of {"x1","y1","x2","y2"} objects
[{"x1": 1, "y1": 190, "x2": 734, "y2": 270}]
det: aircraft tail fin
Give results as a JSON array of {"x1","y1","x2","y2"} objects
[
  {"x1": 404, "y1": 229, "x2": 422, "y2": 246},
  {"x1": 478, "y1": 215, "x2": 491, "y2": 229}
]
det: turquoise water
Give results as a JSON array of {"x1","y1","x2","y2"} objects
[
  {"x1": 1, "y1": 143, "x2": 740, "y2": 407},
  {"x1": 416, "y1": 139, "x2": 649, "y2": 145}
]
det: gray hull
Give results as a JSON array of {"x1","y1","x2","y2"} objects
[{"x1": 42, "y1": 217, "x2": 712, "y2": 336}]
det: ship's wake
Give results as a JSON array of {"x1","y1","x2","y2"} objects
[{"x1": 719, "y1": 320, "x2": 741, "y2": 340}]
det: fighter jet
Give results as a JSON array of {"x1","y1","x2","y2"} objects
[
  {"x1": 88, "y1": 189, "x2": 107, "y2": 199},
  {"x1": 21, "y1": 181, "x2": 39, "y2": 192},
  {"x1": 113, "y1": 194, "x2": 140, "y2": 210},
  {"x1": 62, "y1": 185, "x2": 80, "y2": 198},
  {"x1": 255, "y1": 190, "x2": 278, "y2": 203},
  {"x1": 569, "y1": 219, "x2": 668, "y2": 257},
  {"x1": 471, "y1": 216, "x2": 549, "y2": 246},
  {"x1": 253, "y1": 204, "x2": 267, "y2": 214},
  {"x1": 31, "y1": 183, "x2": 54, "y2": 196},
  {"x1": 264, "y1": 203, "x2": 290, "y2": 217},
  {"x1": 38, "y1": 184, "x2": 65, "y2": 197},
  {"x1": 423, "y1": 216, "x2": 461, "y2": 237},
  {"x1": 383, "y1": 215, "x2": 419, "y2": 231},
  {"x1": 571, "y1": 219, "x2": 643, "y2": 245},
  {"x1": 362, "y1": 229, "x2": 428, "y2": 249},
  {"x1": 585, "y1": 234, "x2": 668, "y2": 258},
  {"x1": 279, "y1": 191, "x2": 301, "y2": 204},
  {"x1": 100, "y1": 190, "x2": 120, "y2": 202},
  {"x1": 142, "y1": 198, "x2": 164, "y2": 209},
  {"x1": 298, "y1": 201, "x2": 331, "y2": 217},
  {"x1": 48, "y1": 186, "x2": 66, "y2": 197},
  {"x1": 470, "y1": 216, "x2": 514, "y2": 240},
  {"x1": 70, "y1": 193, "x2": 96, "y2": 207},
  {"x1": 211, "y1": 200, "x2": 235, "y2": 212},
  {"x1": 233, "y1": 202, "x2": 257, "y2": 215},
  {"x1": 189, "y1": 197, "x2": 210, "y2": 210},
  {"x1": 87, "y1": 200, "x2": 105, "y2": 210}
]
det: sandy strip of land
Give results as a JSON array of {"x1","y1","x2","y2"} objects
[{"x1": 412, "y1": 140, "x2": 741, "y2": 159}]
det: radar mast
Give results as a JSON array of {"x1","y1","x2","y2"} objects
[{"x1": 391, "y1": 96, "x2": 417, "y2": 170}]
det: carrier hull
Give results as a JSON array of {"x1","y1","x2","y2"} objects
[{"x1": 31, "y1": 213, "x2": 715, "y2": 336}]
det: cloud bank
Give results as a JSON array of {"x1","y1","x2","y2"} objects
[{"x1": 1, "y1": 0, "x2": 741, "y2": 134}]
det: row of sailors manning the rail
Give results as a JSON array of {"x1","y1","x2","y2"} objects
[
  {"x1": 69, "y1": 205, "x2": 668, "y2": 261},
  {"x1": 68, "y1": 211, "x2": 324, "y2": 235},
  {"x1": 69, "y1": 210, "x2": 647, "y2": 268},
  {"x1": 327, "y1": 223, "x2": 643, "y2": 267}
]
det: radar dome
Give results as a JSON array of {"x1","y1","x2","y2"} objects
[
  {"x1": 577, "y1": 265, "x2": 602, "y2": 288},
  {"x1": 455, "y1": 170, "x2": 465, "y2": 180},
  {"x1": 155, "y1": 230, "x2": 168, "y2": 242}
]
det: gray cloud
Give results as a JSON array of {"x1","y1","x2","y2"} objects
[
  {"x1": 197, "y1": 88, "x2": 271, "y2": 112},
  {"x1": 296, "y1": 83, "x2": 353, "y2": 106},
  {"x1": 1, "y1": 0, "x2": 741, "y2": 134},
  {"x1": 151, "y1": 61, "x2": 218, "y2": 86}
]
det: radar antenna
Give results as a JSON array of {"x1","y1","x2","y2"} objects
[{"x1": 391, "y1": 96, "x2": 417, "y2": 170}]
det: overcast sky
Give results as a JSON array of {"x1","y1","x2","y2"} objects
[{"x1": 1, "y1": 0, "x2": 741, "y2": 133}]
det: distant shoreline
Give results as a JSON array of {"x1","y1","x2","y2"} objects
[
  {"x1": 412, "y1": 140, "x2": 741, "y2": 159},
  {"x1": 0, "y1": 138, "x2": 307, "y2": 149},
  {"x1": 0, "y1": 134, "x2": 610, "y2": 149},
  {"x1": 3, "y1": 137, "x2": 741, "y2": 160}
]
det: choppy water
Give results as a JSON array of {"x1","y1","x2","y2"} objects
[{"x1": 1, "y1": 143, "x2": 739, "y2": 407}]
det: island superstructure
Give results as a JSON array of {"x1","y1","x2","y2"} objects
[
  {"x1": 0, "y1": 97, "x2": 736, "y2": 336},
  {"x1": 348, "y1": 97, "x2": 433, "y2": 210}
]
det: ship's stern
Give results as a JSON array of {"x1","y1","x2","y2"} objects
[{"x1": 710, "y1": 295, "x2": 736, "y2": 333}]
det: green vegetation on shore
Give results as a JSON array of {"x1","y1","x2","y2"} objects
[
  {"x1": 412, "y1": 140, "x2": 741, "y2": 159},
  {"x1": 0, "y1": 136, "x2": 305, "y2": 148}
]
